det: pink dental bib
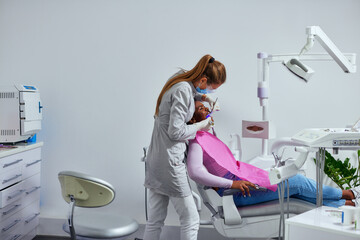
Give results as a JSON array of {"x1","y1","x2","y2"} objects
[{"x1": 195, "y1": 131, "x2": 277, "y2": 192}]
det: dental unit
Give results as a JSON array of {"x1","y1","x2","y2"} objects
[
  {"x1": 196, "y1": 26, "x2": 357, "y2": 239},
  {"x1": 141, "y1": 26, "x2": 358, "y2": 240}
]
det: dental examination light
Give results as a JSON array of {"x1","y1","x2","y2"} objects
[
  {"x1": 284, "y1": 58, "x2": 314, "y2": 82},
  {"x1": 243, "y1": 26, "x2": 357, "y2": 169}
]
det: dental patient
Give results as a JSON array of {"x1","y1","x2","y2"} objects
[{"x1": 187, "y1": 101, "x2": 359, "y2": 208}]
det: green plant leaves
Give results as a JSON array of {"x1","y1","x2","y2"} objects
[{"x1": 314, "y1": 150, "x2": 360, "y2": 190}]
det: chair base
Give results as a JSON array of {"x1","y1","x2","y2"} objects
[{"x1": 63, "y1": 212, "x2": 139, "y2": 239}]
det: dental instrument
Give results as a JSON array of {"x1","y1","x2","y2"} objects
[
  {"x1": 269, "y1": 147, "x2": 313, "y2": 185},
  {"x1": 206, "y1": 97, "x2": 218, "y2": 137},
  {"x1": 351, "y1": 117, "x2": 360, "y2": 132},
  {"x1": 206, "y1": 97, "x2": 218, "y2": 119}
]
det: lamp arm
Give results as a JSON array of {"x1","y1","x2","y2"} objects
[{"x1": 301, "y1": 26, "x2": 356, "y2": 73}]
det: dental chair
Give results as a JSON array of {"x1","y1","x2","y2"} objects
[
  {"x1": 195, "y1": 184, "x2": 314, "y2": 239},
  {"x1": 194, "y1": 141, "x2": 316, "y2": 239},
  {"x1": 58, "y1": 171, "x2": 139, "y2": 239}
]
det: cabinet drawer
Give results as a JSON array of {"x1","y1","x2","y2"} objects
[
  {"x1": 0, "y1": 167, "x2": 23, "y2": 191},
  {"x1": 0, "y1": 174, "x2": 40, "y2": 218},
  {"x1": 3, "y1": 232, "x2": 22, "y2": 240},
  {"x1": 0, "y1": 199, "x2": 22, "y2": 222},
  {"x1": 0, "y1": 209, "x2": 22, "y2": 239},
  {"x1": 0, "y1": 154, "x2": 25, "y2": 177},
  {"x1": 21, "y1": 201, "x2": 40, "y2": 237},
  {"x1": 22, "y1": 148, "x2": 41, "y2": 180},
  {"x1": 0, "y1": 181, "x2": 25, "y2": 208},
  {"x1": 20, "y1": 228, "x2": 36, "y2": 240},
  {"x1": 22, "y1": 174, "x2": 41, "y2": 208},
  {"x1": 0, "y1": 200, "x2": 39, "y2": 240},
  {"x1": 22, "y1": 158, "x2": 41, "y2": 180}
]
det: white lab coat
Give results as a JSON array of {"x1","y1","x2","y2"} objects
[{"x1": 144, "y1": 81, "x2": 202, "y2": 198}]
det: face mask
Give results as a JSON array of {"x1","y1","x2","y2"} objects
[
  {"x1": 196, "y1": 86, "x2": 209, "y2": 94},
  {"x1": 196, "y1": 84, "x2": 216, "y2": 94}
]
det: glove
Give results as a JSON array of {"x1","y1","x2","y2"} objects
[
  {"x1": 204, "y1": 95, "x2": 220, "y2": 111},
  {"x1": 194, "y1": 118, "x2": 214, "y2": 132}
]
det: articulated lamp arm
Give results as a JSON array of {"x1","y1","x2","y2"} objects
[{"x1": 300, "y1": 26, "x2": 356, "y2": 73}]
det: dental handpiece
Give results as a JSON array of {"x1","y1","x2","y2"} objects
[
  {"x1": 212, "y1": 127, "x2": 217, "y2": 137},
  {"x1": 249, "y1": 184, "x2": 267, "y2": 192},
  {"x1": 207, "y1": 118, "x2": 216, "y2": 136}
]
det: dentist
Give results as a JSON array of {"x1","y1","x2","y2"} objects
[{"x1": 143, "y1": 55, "x2": 226, "y2": 240}]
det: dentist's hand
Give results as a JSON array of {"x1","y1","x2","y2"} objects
[
  {"x1": 194, "y1": 118, "x2": 214, "y2": 132},
  {"x1": 204, "y1": 95, "x2": 220, "y2": 111},
  {"x1": 231, "y1": 180, "x2": 257, "y2": 197}
]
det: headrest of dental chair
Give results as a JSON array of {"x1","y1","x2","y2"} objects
[{"x1": 58, "y1": 171, "x2": 115, "y2": 208}]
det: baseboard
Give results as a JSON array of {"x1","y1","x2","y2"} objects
[{"x1": 37, "y1": 217, "x2": 229, "y2": 240}]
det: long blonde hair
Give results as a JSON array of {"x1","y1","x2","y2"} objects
[{"x1": 155, "y1": 54, "x2": 226, "y2": 116}]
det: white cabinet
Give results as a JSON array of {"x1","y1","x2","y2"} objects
[
  {"x1": 285, "y1": 206, "x2": 360, "y2": 240},
  {"x1": 0, "y1": 143, "x2": 43, "y2": 240}
]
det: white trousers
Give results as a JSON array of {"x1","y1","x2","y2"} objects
[{"x1": 143, "y1": 189, "x2": 200, "y2": 240}]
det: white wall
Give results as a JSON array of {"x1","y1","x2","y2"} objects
[{"x1": 0, "y1": 0, "x2": 359, "y2": 226}]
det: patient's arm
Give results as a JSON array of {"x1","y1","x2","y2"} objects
[{"x1": 187, "y1": 141, "x2": 232, "y2": 188}]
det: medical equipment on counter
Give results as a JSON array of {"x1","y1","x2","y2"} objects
[
  {"x1": 0, "y1": 84, "x2": 43, "y2": 143},
  {"x1": 244, "y1": 26, "x2": 356, "y2": 169},
  {"x1": 292, "y1": 128, "x2": 360, "y2": 149}
]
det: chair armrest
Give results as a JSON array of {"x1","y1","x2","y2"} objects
[{"x1": 221, "y1": 191, "x2": 242, "y2": 225}]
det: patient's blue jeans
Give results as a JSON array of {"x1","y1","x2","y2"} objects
[{"x1": 217, "y1": 173, "x2": 345, "y2": 208}]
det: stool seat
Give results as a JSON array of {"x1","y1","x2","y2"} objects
[{"x1": 63, "y1": 212, "x2": 139, "y2": 238}]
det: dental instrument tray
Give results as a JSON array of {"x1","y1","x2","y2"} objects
[{"x1": 291, "y1": 128, "x2": 360, "y2": 148}]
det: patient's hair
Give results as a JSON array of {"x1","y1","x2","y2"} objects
[{"x1": 154, "y1": 55, "x2": 226, "y2": 116}]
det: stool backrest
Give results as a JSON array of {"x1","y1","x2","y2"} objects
[{"x1": 58, "y1": 171, "x2": 115, "y2": 207}]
